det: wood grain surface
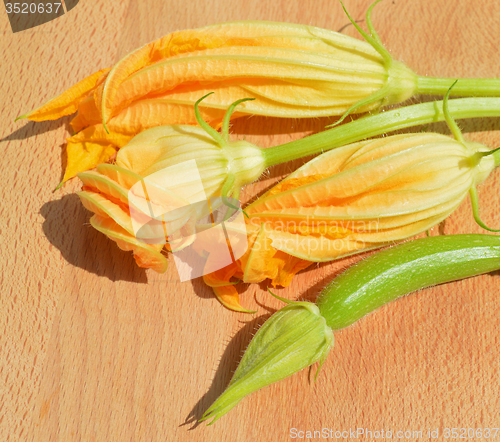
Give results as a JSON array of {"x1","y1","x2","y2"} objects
[{"x1": 1, "y1": 0, "x2": 499, "y2": 441}]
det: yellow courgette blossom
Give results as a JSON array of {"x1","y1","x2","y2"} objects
[
  {"x1": 77, "y1": 122, "x2": 266, "y2": 276},
  {"x1": 203, "y1": 132, "x2": 498, "y2": 310},
  {"x1": 20, "y1": 19, "x2": 418, "y2": 182},
  {"x1": 19, "y1": 0, "x2": 500, "y2": 185}
]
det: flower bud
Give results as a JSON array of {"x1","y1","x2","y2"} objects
[
  {"x1": 20, "y1": 18, "x2": 418, "y2": 181},
  {"x1": 245, "y1": 133, "x2": 496, "y2": 261},
  {"x1": 77, "y1": 124, "x2": 265, "y2": 271},
  {"x1": 201, "y1": 301, "x2": 334, "y2": 424},
  {"x1": 204, "y1": 132, "x2": 499, "y2": 310}
]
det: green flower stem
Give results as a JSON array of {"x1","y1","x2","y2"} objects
[
  {"x1": 493, "y1": 149, "x2": 500, "y2": 167},
  {"x1": 262, "y1": 97, "x2": 500, "y2": 168},
  {"x1": 416, "y1": 76, "x2": 500, "y2": 97}
]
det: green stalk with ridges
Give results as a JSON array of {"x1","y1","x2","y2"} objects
[{"x1": 262, "y1": 97, "x2": 500, "y2": 167}]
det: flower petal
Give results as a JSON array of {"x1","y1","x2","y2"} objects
[
  {"x1": 78, "y1": 170, "x2": 130, "y2": 205},
  {"x1": 63, "y1": 125, "x2": 134, "y2": 182},
  {"x1": 90, "y1": 215, "x2": 168, "y2": 273},
  {"x1": 21, "y1": 68, "x2": 109, "y2": 121},
  {"x1": 78, "y1": 190, "x2": 134, "y2": 235},
  {"x1": 203, "y1": 263, "x2": 253, "y2": 312}
]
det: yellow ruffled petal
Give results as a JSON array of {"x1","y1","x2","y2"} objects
[
  {"x1": 90, "y1": 215, "x2": 168, "y2": 273},
  {"x1": 211, "y1": 285, "x2": 255, "y2": 313},
  {"x1": 78, "y1": 190, "x2": 134, "y2": 235},
  {"x1": 70, "y1": 94, "x2": 102, "y2": 133},
  {"x1": 270, "y1": 252, "x2": 314, "y2": 287},
  {"x1": 241, "y1": 225, "x2": 280, "y2": 283},
  {"x1": 63, "y1": 139, "x2": 117, "y2": 184},
  {"x1": 95, "y1": 164, "x2": 142, "y2": 190},
  {"x1": 203, "y1": 264, "x2": 254, "y2": 312},
  {"x1": 20, "y1": 68, "x2": 109, "y2": 121},
  {"x1": 63, "y1": 125, "x2": 134, "y2": 182}
]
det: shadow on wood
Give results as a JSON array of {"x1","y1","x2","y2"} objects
[
  {"x1": 40, "y1": 193, "x2": 148, "y2": 283},
  {"x1": 182, "y1": 311, "x2": 273, "y2": 429}
]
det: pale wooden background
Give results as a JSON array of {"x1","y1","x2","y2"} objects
[{"x1": 1, "y1": 0, "x2": 500, "y2": 441}]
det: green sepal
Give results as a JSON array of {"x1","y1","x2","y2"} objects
[{"x1": 201, "y1": 302, "x2": 334, "y2": 424}]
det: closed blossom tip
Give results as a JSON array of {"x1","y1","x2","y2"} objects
[{"x1": 201, "y1": 301, "x2": 334, "y2": 423}]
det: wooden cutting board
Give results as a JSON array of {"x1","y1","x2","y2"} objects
[{"x1": 1, "y1": 0, "x2": 499, "y2": 440}]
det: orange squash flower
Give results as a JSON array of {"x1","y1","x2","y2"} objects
[
  {"x1": 18, "y1": 7, "x2": 500, "y2": 185},
  {"x1": 17, "y1": 0, "x2": 500, "y2": 186},
  {"x1": 76, "y1": 120, "x2": 266, "y2": 278},
  {"x1": 19, "y1": 19, "x2": 421, "y2": 182},
  {"x1": 202, "y1": 132, "x2": 499, "y2": 310}
]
